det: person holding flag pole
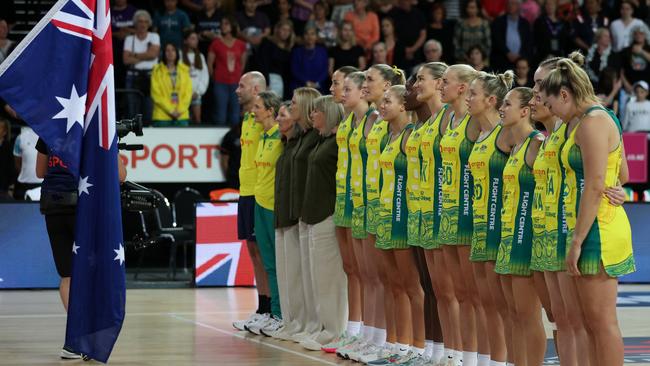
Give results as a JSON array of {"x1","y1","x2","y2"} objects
[{"x1": 0, "y1": 0, "x2": 127, "y2": 362}]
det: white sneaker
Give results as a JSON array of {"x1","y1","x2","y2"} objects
[
  {"x1": 290, "y1": 331, "x2": 310, "y2": 343},
  {"x1": 337, "y1": 339, "x2": 367, "y2": 359},
  {"x1": 394, "y1": 350, "x2": 420, "y2": 364},
  {"x1": 247, "y1": 313, "x2": 271, "y2": 335},
  {"x1": 232, "y1": 313, "x2": 263, "y2": 331},
  {"x1": 260, "y1": 316, "x2": 283, "y2": 337},
  {"x1": 321, "y1": 332, "x2": 355, "y2": 353},
  {"x1": 60, "y1": 347, "x2": 82, "y2": 360},
  {"x1": 350, "y1": 343, "x2": 379, "y2": 362},
  {"x1": 300, "y1": 338, "x2": 323, "y2": 351},
  {"x1": 360, "y1": 343, "x2": 393, "y2": 364}
]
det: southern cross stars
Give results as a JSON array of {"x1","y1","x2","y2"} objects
[
  {"x1": 53, "y1": 84, "x2": 87, "y2": 133},
  {"x1": 78, "y1": 176, "x2": 93, "y2": 196},
  {"x1": 114, "y1": 244, "x2": 125, "y2": 266}
]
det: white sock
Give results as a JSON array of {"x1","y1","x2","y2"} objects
[
  {"x1": 396, "y1": 343, "x2": 410, "y2": 356},
  {"x1": 490, "y1": 361, "x2": 507, "y2": 366},
  {"x1": 478, "y1": 354, "x2": 491, "y2": 366},
  {"x1": 433, "y1": 342, "x2": 445, "y2": 363},
  {"x1": 373, "y1": 328, "x2": 387, "y2": 346},
  {"x1": 385, "y1": 342, "x2": 395, "y2": 351},
  {"x1": 424, "y1": 340, "x2": 434, "y2": 358},
  {"x1": 506, "y1": 363, "x2": 516, "y2": 366},
  {"x1": 550, "y1": 321, "x2": 557, "y2": 330},
  {"x1": 463, "y1": 351, "x2": 478, "y2": 366},
  {"x1": 347, "y1": 321, "x2": 361, "y2": 336},
  {"x1": 413, "y1": 346, "x2": 425, "y2": 356},
  {"x1": 363, "y1": 326, "x2": 376, "y2": 342},
  {"x1": 454, "y1": 350, "x2": 463, "y2": 360}
]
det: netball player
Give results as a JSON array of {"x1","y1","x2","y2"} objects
[
  {"x1": 466, "y1": 71, "x2": 514, "y2": 366},
  {"x1": 328, "y1": 71, "x2": 370, "y2": 355},
  {"x1": 372, "y1": 85, "x2": 422, "y2": 364},
  {"x1": 438, "y1": 64, "x2": 483, "y2": 366},
  {"x1": 415, "y1": 62, "x2": 464, "y2": 366},
  {"x1": 541, "y1": 57, "x2": 636, "y2": 366},
  {"x1": 495, "y1": 87, "x2": 546, "y2": 366},
  {"x1": 344, "y1": 65, "x2": 406, "y2": 363},
  {"x1": 404, "y1": 73, "x2": 445, "y2": 364}
]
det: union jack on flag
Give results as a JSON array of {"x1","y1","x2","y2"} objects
[
  {"x1": 0, "y1": 0, "x2": 125, "y2": 362},
  {"x1": 196, "y1": 203, "x2": 255, "y2": 286}
]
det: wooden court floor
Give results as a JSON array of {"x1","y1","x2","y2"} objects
[{"x1": 2, "y1": 285, "x2": 650, "y2": 365}]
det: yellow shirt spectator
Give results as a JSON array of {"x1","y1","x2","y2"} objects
[{"x1": 151, "y1": 61, "x2": 192, "y2": 125}]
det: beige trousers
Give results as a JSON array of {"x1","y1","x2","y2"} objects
[
  {"x1": 299, "y1": 220, "x2": 322, "y2": 337},
  {"x1": 308, "y1": 215, "x2": 348, "y2": 344},
  {"x1": 276, "y1": 225, "x2": 304, "y2": 334}
]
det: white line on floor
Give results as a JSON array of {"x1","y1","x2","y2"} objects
[{"x1": 169, "y1": 314, "x2": 338, "y2": 366}]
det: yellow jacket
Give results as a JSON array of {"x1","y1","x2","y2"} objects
[{"x1": 150, "y1": 62, "x2": 193, "y2": 121}]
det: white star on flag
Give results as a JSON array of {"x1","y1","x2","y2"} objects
[
  {"x1": 78, "y1": 176, "x2": 93, "y2": 196},
  {"x1": 53, "y1": 85, "x2": 87, "y2": 133},
  {"x1": 72, "y1": 242, "x2": 80, "y2": 254},
  {"x1": 114, "y1": 244, "x2": 125, "y2": 266}
]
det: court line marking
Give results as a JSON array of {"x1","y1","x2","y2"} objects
[
  {"x1": 0, "y1": 311, "x2": 250, "y2": 319},
  {"x1": 169, "y1": 313, "x2": 338, "y2": 366}
]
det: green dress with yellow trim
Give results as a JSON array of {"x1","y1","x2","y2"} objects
[
  {"x1": 349, "y1": 110, "x2": 372, "y2": 239},
  {"x1": 530, "y1": 123, "x2": 568, "y2": 271},
  {"x1": 468, "y1": 125, "x2": 508, "y2": 262},
  {"x1": 495, "y1": 131, "x2": 541, "y2": 276},
  {"x1": 406, "y1": 122, "x2": 425, "y2": 247},
  {"x1": 560, "y1": 106, "x2": 635, "y2": 277},
  {"x1": 376, "y1": 125, "x2": 412, "y2": 250},
  {"x1": 419, "y1": 106, "x2": 449, "y2": 249},
  {"x1": 365, "y1": 119, "x2": 389, "y2": 235},
  {"x1": 438, "y1": 113, "x2": 475, "y2": 246},
  {"x1": 334, "y1": 112, "x2": 355, "y2": 227}
]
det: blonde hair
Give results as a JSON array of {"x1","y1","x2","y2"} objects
[
  {"x1": 476, "y1": 70, "x2": 514, "y2": 108},
  {"x1": 293, "y1": 87, "x2": 322, "y2": 128},
  {"x1": 370, "y1": 64, "x2": 406, "y2": 86},
  {"x1": 448, "y1": 64, "x2": 480, "y2": 84},
  {"x1": 539, "y1": 51, "x2": 585, "y2": 71},
  {"x1": 313, "y1": 95, "x2": 345, "y2": 136},
  {"x1": 388, "y1": 85, "x2": 407, "y2": 104},
  {"x1": 511, "y1": 87, "x2": 534, "y2": 109},
  {"x1": 345, "y1": 71, "x2": 366, "y2": 88},
  {"x1": 539, "y1": 53, "x2": 598, "y2": 105},
  {"x1": 421, "y1": 61, "x2": 448, "y2": 80}
]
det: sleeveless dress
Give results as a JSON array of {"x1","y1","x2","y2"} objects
[
  {"x1": 438, "y1": 113, "x2": 475, "y2": 246},
  {"x1": 376, "y1": 125, "x2": 412, "y2": 250},
  {"x1": 419, "y1": 105, "x2": 449, "y2": 249},
  {"x1": 406, "y1": 122, "x2": 426, "y2": 247},
  {"x1": 560, "y1": 106, "x2": 635, "y2": 277},
  {"x1": 334, "y1": 112, "x2": 355, "y2": 227},
  {"x1": 468, "y1": 125, "x2": 508, "y2": 262},
  {"x1": 365, "y1": 119, "x2": 389, "y2": 235},
  {"x1": 349, "y1": 110, "x2": 372, "y2": 239},
  {"x1": 530, "y1": 123, "x2": 568, "y2": 271},
  {"x1": 495, "y1": 131, "x2": 541, "y2": 276}
]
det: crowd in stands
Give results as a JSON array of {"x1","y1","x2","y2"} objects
[
  {"x1": 0, "y1": 0, "x2": 648, "y2": 127},
  {"x1": 101, "y1": 0, "x2": 650, "y2": 127}
]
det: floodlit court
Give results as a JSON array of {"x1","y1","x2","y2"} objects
[{"x1": 2, "y1": 286, "x2": 650, "y2": 365}]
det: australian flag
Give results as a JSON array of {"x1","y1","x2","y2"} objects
[{"x1": 0, "y1": 0, "x2": 125, "y2": 362}]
